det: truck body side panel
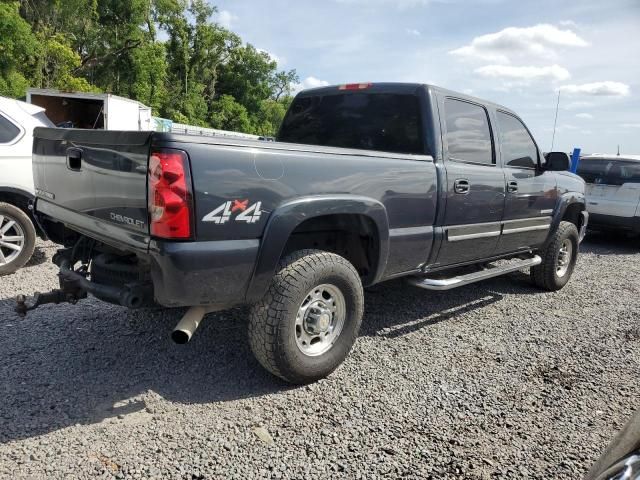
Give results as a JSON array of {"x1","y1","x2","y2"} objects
[
  {"x1": 164, "y1": 137, "x2": 438, "y2": 283},
  {"x1": 161, "y1": 138, "x2": 437, "y2": 240}
]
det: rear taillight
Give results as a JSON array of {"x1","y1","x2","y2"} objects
[
  {"x1": 338, "y1": 83, "x2": 373, "y2": 91},
  {"x1": 148, "y1": 149, "x2": 193, "y2": 239}
]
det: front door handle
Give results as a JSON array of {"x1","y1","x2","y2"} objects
[
  {"x1": 507, "y1": 181, "x2": 518, "y2": 193},
  {"x1": 454, "y1": 178, "x2": 470, "y2": 194}
]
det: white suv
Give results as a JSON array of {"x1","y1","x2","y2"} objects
[
  {"x1": 0, "y1": 96, "x2": 54, "y2": 274},
  {"x1": 577, "y1": 154, "x2": 640, "y2": 234}
]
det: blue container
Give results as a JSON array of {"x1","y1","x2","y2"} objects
[{"x1": 570, "y1": 148, "x2": 581, "y2": 173}]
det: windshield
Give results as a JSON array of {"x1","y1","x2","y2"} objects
[{"x1": 278, "y1": 92, "x2": 424, "y2": 155}]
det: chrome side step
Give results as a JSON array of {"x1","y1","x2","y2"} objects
[{"x1": 408, "y1": 255, "x2": 542, "y2": 291}]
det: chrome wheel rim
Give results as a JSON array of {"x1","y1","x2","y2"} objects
[
  {"x1": 0, "y1": 213, "x2": 25, "y2": 266},
  {"x1": 295, "y1": 284, "x2": 346, "y2": 357},
  {"x1": 556, "y1": 239, "x2": 573, "y2": 277}
]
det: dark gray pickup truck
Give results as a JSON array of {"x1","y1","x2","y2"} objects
[{"x1": 24, "y1": 83, "x2": 587, "y2": 383}]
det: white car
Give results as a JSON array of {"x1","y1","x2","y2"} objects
[
  {"x1": 0, "y1": 96, "x2": 54, "y2": 274},
  {"x1": 577, "y1": 154, "x2": 640, "y2": 234}
]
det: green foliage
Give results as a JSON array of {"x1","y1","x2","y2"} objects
[
  {"x1": 129, "y1": 42, "x2": 169, "y2": 112},
  {"x1": 209, "y1": 94, "x2": 252, "y2": 132},
  {"x1": 1, "y1": 0, "x2": 299, "y2": 136},
  {"x1": 0, "y1": 2, "x2": 40, "y2": 96},
  {"x1": 0, "y1": 71, "x2": 30, "y2": 99},
  {"x1": 36, "y1": 30, "x2": 99, "y2": 91},
  {"x1": 253, "y1": 99, "x2": 289, "y2": 137}
]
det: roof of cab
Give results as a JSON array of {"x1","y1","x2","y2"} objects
[
  {"x1": 296, "y1": 82, "x2": 517, "y2": 116},
  {"x1": 582, "y1": 153, "x2": 640, "y2": 162}
]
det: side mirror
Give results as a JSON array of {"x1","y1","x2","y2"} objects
[{"x1": 545, "y1": 152, "x2": 571, "y2": 171}]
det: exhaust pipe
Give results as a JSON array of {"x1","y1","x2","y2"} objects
[{"x1": 172, "y1": 306, "x2": 214, "y2": 344}]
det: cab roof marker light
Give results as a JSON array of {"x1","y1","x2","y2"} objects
[{"x1": 338, "y1": 83, "x2": 373, "y2": 91}]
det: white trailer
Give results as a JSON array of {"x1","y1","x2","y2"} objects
[
  {"x1": 26, "y1": 89, "x2": 152, "y2": 131},
  {"x1": 26, "y1": 89, "x2": 261, "y2": 140}
]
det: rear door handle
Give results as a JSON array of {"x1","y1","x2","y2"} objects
[
  {"x1": 507, "y1": 181, "x2": 518, "y2": 193},
  {"x1": 66, "y1": 147, "x2": 83, "y2": 171},
  {"x1": 454, "y1": 178, "x2": 470, "y2": 194}
]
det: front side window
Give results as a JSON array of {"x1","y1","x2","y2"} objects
[
  {"x1": 0, "y1": 114, "x2": 21, "y2": 143},
  {"x1": 444, "y1": 98, "x2": 493, "y2": 165},
  {"x1": 496, "y1": 111, "x2": 538, "y2": 169},
  {"x1": 603, "y1": 160, "x2": 640, "y2": 185},
  {"x1": 612, "y1": 161, "x2": 640, "y2": 184}
]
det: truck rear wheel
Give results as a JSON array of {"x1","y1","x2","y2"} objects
[
  {"x1": 0, "y1": 202, "x2": 36, "y2": 276},
  {"x1": 249, "y1": 249, "x2": 364, "y2": 384},
  {"x1": 531, "y1": 221, "x2": 579, "y2": 291}
]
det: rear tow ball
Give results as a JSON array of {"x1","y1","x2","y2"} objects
[{"x1": 15, "y1": 289, "x2": 85, "y2": 317}]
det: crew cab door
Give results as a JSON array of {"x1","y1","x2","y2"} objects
[
  {"x1": 434, "y1": 97, "x2": 505, "y2": 266},
  {"x1": 493, "y1": 111, "x2": 556, "y2": 254}
]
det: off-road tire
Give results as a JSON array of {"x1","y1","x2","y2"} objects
[
  {"x1": 0, "y1": 202, "x2": 36, "y2": 276},
  {"x1": 531, "y1": 221, "x2": 579, "y2": 291},
  {"x1": 249, "y1": 249, "x2": 364, "y2": 384}
]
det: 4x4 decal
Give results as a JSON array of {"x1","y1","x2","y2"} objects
[{"x1": 203, "y1": 199, "x2": 262, "y2": 224}]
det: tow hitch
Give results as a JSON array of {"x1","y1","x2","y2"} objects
[
  {"x1": 15, "y1": 246, "x2": 152, "y2": 316},
  {"x1": 15, "y1": 250, "x2": 88, "y2": 316},
  {"x1": 15, "y1": 289, "x2": 85, "y2": 316}
]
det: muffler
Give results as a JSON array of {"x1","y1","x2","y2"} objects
[{"x1": 171, "y1": 306, "x2": 215, "y2": 344}]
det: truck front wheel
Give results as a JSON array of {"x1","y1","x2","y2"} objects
[
  {"x1": 531, "y1": 221, "x2": 579, "y2": 291},
  {"x1": 249, "y1": 249, "x2": 364, "y2": 384},
  {"x1": 0, "y1": 202, "x2": 36, "y2": 276}
]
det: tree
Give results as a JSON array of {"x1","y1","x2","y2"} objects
[
  {"x1": 3, "y1": 0, "x2": 299, "y2": 136},
  {"x1": 128, "y1": 42, "x2": 168, "y2": 112},
  {"x1": 216, "y1": 44, "x2": 277, "y2": 116},
  {"x1": 189, "y1": 0, "x2": 240, "y2": 103},
  {"x1": 18, "y1": 0, "x2": 99, "y2": 91},
  {"x1": 208, "y1": 94, "x2": 252, "y2": 132},
  {"x1": 36, "y1": 30, "x2": 97, "y2": 91},
  {"x1": 271, "y1": 70, "x2": 299, "y2": 101},
  {"x1": 0, "y1": 2, "x2": 40, "y2": 97},
  {"x1": 254, "y1": 99, "x2": 288, "y2": 137}
]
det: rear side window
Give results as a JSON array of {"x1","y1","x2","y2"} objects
[
  {"x1": 578, "y1": 159, "x2": 640, "y2": 185},
  {"x1": 0, "y1": 114, "x2": 21, "y2": 143},
  {"x1": 496, "y1": 111, "x2": 538, "y2": 169},
  {"x1": 610, "y1": 161, "x2": 640, "y2": 184},
  {"x1": 278, "y1": 93, "x2": 424, "y2": 155},
  {"x1": 444, "y1": 98, "x2": 493, "y2": 165}
]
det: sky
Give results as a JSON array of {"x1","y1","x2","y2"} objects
[{"x1": 210, "y1": 0, "x2": 640, "y2": 154}]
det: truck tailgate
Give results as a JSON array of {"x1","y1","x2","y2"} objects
[{"x1": 33, "y1": 128, "x2": 153, "y2": 251}]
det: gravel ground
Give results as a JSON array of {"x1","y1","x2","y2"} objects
[{"x1": 0, "y1": 233, "x2": 638, "y2": 479}]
